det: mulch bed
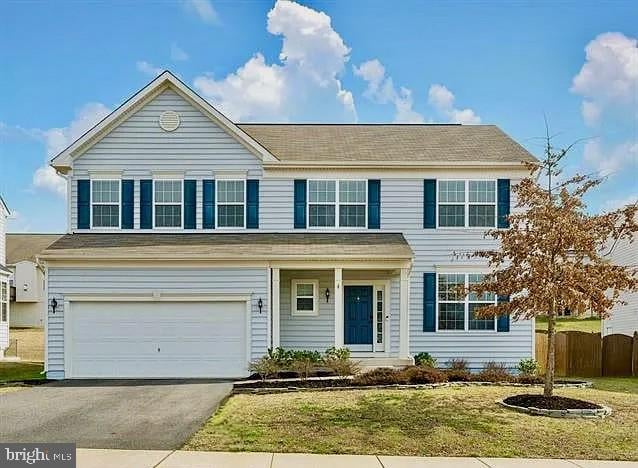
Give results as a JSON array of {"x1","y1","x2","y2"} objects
[{"x1": 503, "y1": 394, "x2": 602, "y2": 410}]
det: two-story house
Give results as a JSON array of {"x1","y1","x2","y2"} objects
[
  {"x1": 0, "y1": 196, "x2": 11, "y2": 358},
  {"x1": 40, "y1": 71, "x2": 537, "y2": 379}
]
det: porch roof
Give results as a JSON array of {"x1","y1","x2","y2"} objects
[{"x1": 39, "y1": 233, "x2": 414, "y2": 262}]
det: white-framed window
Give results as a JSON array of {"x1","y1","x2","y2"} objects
[
  {"x1": 0, "y1": 280, "x2": 8, "y2": 322},
  {"x1": 291, "y1": 279, "x2": 319, "y2": 316},
  {"x1": 154, "y1": 179, "x2": 183, "y2": 228},
  {"x1": 308, "y1": 180, "x2": 367, "y2": 228},
  {"x1": 91, "y1": 179, "x2": 120, "y2": 228},
  {"x1": 216, "y1": 179, "x2": 245, "y2": 228},
  {"x1": 437, "y1": 180, "x2": 496, "y2": 228},
  {"x1": 437, "y1": 273, "x2": 496, "y2": 331}
]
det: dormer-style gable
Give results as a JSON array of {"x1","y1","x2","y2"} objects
[{"x1": 50, "y1": 71, "x2": 278, "y2": 173}]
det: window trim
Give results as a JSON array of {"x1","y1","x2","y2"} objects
[
  {"x1": 307, "y1": 179, "x2": 368, "y2": 229},
  {"x1": 215, "y1": 179, "x2": 246, "y2": 229},
  {"x1": 291, "y1": 279, "x2": 319, "y2": 316},
  {"x1": 152, "y1": 179, "x2": 184, "y2": 229},
  {"x1": 90, "y1": 179, "x2": 121, "y2": 229},
  {"x1": 435, "y1": 272, "x2": 497, "y2": 333},
  {"x1": 0, "y1": 279, "x2": 8, "y2": 323},
  {"x1": 436, "y1": 179, "x2": 497, "y2": 229}
]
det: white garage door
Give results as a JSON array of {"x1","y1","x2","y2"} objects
[{"x1": 66, "y1": 301, "x2": 248, "y2": 378}]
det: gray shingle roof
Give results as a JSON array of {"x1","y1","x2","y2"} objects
[
  {"x1": 6, "y1": 234, "x2": 63, "y2": 265},
  {"x1": 40, "y1": 233, "x2": 413, "y2": 261},
  {"x1": 237, "y1": 124, "x2": 537, "y2": 164}
]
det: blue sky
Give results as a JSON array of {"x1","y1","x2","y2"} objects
[{"x1": 1, "y1": 0, "x2": 636, "y2": 232}]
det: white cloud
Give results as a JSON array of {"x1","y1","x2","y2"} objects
[
  {"x1": 602, "y1": 194, "x2": 638, "y2": 212},
  {"x1": 583, "y1": 138, "x2": 638, "y2": 177},
  {"x1": 136, "y1": 61, "x2": 163, "y2": 77},
  {"x1": 428, "y1": 84, "x2": 481, "y2": 124},
  {"x1": 571, "y1": 32, "x2": 638, "y2": 126},
  {"x1": 193, "y1": 0, "x2": 356, "y2": 122},
  {"x1": 183, "y1": 0, "x2": 218, "y2": 25},
  {"x1": 171, "y1": 43, "x2": 189, "y2": 61},
  {"x1": 33, "y1": 103, "x2": 111, "y2": 197},
  {"x1": 353, "y1": 59, "x2": 423, "y2": 123}
]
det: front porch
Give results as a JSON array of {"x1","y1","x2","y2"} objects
[{"x1": 269, "y1": 265, "x2": 412, "y2": 367}]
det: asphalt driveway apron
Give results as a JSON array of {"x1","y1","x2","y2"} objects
[{"x1": 0, "y1": 379, "x2": 232, "y2": 449}]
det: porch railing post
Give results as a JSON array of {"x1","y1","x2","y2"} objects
[{"x1": 334, "y1": 268, "x2": 344, "y2": 348}]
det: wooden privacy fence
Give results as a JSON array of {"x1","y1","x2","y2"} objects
[{"x1": 536, "y1": 331, "x2": 638, "y2": 377}]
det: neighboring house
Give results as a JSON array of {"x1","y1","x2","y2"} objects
[
  {"x1": 6, "y1": 234, "x2": 63, "y2": 328},
  {"x1": 0, "y1": 196, "x2": 11, "y2": 358},
  {"x1": 40, "y1": 71, "x2": 537, "y2": 379},
  {"x1": 602, "y1": 226, "x2": 638, "y2": 337}
]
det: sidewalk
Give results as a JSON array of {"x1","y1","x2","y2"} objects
[{"x1": 77, "y1": 449, "x2": 638, "y2": 468}]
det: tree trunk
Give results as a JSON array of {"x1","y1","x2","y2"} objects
[{"x1": 544, "y1": 309, "x2": 556, "y2": 397}]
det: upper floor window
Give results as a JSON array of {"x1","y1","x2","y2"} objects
[
  {"x1": 308, "y1": 180, "x2": 366, "y2": 228},
  {"x1": 437, "y1": 273, "x2": 496, "y2": 331},
  {"x1": 91, "y1": 180, "x2": 120, "y2": 228},
  {"x1": 217, "y1": 180, "x2": 245, "y2": 228},
  {"x1": 438, "y1": 180, "x2": 496, "y2": 228},
  {"x1": 154, "y1": 180, "x2": 182, "y2": 228}
]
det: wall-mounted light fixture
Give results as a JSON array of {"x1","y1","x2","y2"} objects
[
  {"x1": 51, "y1": 298, "x2": 58, "y2": 314},
  {"x1": 258, "y1": 297, "x2": 263, "y2": 313},
  {"x1": 325, "y1": 288, "x2": 330, "y2": 303},
  {"x1": 23, "y1": 283, "x2": 28, "y2": 292}
]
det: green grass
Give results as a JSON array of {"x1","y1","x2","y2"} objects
[
  {"x1": 582, "y1": 377, "x2": 638, "y2": 394},
  {"x1": 535, "y1": 316, "x2": 601, "y2": 333},
  {"x1": 184, "y1": 385, "x2": 638, "y2": 460},
  {"x1": 0, "y1": 362, "x2": 44, "y2": 382}
]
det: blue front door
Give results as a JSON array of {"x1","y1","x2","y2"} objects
[{"x1": 344, "y1": 286, "x2": 373, "y2": 345}]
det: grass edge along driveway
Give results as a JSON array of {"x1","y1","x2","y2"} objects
[{"x1": 184, "y1": 383, "x2": 638, "y2": 460}]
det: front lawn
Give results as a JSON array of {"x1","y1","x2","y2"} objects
[
  {"x1": 184, "y1": 386, "x2": 638, "y2": 460},
  {"x1": 0, "y1": 362, "x2": 44, "y2": 382},
  {"x1": 584, "y1": 377, "x2": 638, "y2": 395},
  {"x1": 535, "y1": 316, "x2": 601, "y2": 333}
]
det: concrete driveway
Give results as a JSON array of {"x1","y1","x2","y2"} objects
[{"x1": 0, "y1": 379, "x2": 232, "y2": 449}]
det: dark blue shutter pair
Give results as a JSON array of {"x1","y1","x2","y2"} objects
[
  {"x1": 246, "y1": 180, "x2": 259, "y2": 229},
  {"x1": 140, "y1": 180, "x2": 153, "y2": 229},
  {"x1": 497, "y1": 179, "x2": 510, "y2": 228},
  {"x1": 203, "y1": 180, "x2": 215, "y2": 229},
  {"x1": 423, "y1": 273, "x2": 510, "y2": 332},
  {"x1": 184, "y1": 180, "x2": 197, "y2": 229},
  {"x1": 423, "y1": 179, "x2": 436, "y2": 229},
  {"x1": 78, "y1": 179, "x2": 134, "y2": 229},
  {"x1": 293, "y1": 179, "x2": 381, "y2": 229}
]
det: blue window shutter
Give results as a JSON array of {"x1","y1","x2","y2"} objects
[
  {"x1": 294, "y1": 180, "x2": 307, "y2": 229},
  {"x1": 423, "y1": 272, "x2": 436, "y2": 332},
  {"x1": 203, "y1": 180, "x2": 215, "y2": 229},
  {"x1": 121, "y1": 180, "x2": 134, "y2": 229},
  {"x1": 497, "y1": 295, "x2": 510, "y2": 332},
  {"x1": 497, "y1": 179, "x2": 510, "y2": 228},
  {"x1": 423, "y1": 179, "x2": 436, "y2": 229},
  {"x1": 140, "y1": 180, "x2": 153, "y2": 229},
  {"x1": 247, "y1": 179, "x2": 259, "y2": 229},
  {"x1": 184, "y1": 180, "x2": 196, "y2": 229},
  {"x1": 367, "y1": 179, "x2": 380, "y2": 229},
  {"x1": 77, "y1": 179, "x2": 90, "y2": 229}
]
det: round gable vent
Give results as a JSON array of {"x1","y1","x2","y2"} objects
[{"x1": 159, "y1": 110, "x2": 180, "y2": 132}]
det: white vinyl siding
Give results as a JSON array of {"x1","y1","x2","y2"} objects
[
  {"x1": 602, "y1": 234, "x2": 638, "y2": 337},
  {"x1": 46, "y1": 267, "x2": 268, "y2": 379}
]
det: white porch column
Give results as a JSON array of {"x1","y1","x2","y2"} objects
[
  {"x1": 399, "y1": 268, "x2": 411, "y2": 359},
  {"x1": 272, "y1": 268, "x2": 280, "y2": 349},
  {"x1": 334, "y1": 268, "x2": 344, "y2": 348}
]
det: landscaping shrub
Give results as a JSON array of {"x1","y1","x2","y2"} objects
[
  {"x1": 352, "y1": 368, "x2": 406, "y2": 386},
  {"x1": 323, "y1": 347, "x2": 360, "y2": 377},
  {"x1": 517, "y1": 358, "x2": 539, "y2": 376},
  {"x1": 414, "y1": 352, "x2": 437, "y2": 368},
  {"x1": 515, "y1": 374, "x2": 544, "y2": 385},
  {"x1": 267, "y1": 347, "x2": 294, "y2": 368},
  {"x1": 444, "y1": 359, "x2": 471, "y2": 381},
  {"x1": 401, "y1": 366, "x2": 448, "y2": 384},
  {"x1": 248, "y1": 355, "x2": 281, "y2": 382},
  {"x1": 289, "y1": 350, "x2": 323, "y2": 380},
  {"x1": 474, "y1": 361, "x2": 513, "y2": 382}
]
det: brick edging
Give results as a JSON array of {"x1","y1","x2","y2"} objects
[{"x1": 498, "y1": 399, "x2": 612, "y2": 419}]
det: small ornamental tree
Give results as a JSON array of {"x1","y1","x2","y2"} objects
[{"x1": 469, "y1": 134, "x2": 638, "y2": 397}]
